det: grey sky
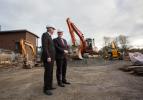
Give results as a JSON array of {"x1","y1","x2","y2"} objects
[{"x1": 0, "y1": 0, "x2": 143, "y2": 49}]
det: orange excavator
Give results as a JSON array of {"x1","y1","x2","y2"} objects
[
  {"x1": 20, "y1": 39, "x2": 36, "y2": 68},
  {"x1": 66, "y1": 18, "x2": 86, "y2": 59},
  {"x1": 66, "y1": 18, "x2": 98, "y2": 59}
]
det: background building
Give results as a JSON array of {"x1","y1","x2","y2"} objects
[{"x1": 0, "y1": 29, "x2": 39, "y2": 59}]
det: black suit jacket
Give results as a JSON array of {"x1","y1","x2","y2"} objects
[
  {"x1": 53, "y1": 37, "x2": 68, "y2": 59},
  {"x1": 41, "y1": 32, "x2": 55, "y2": 61}
]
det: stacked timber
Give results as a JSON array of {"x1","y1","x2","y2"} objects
[{"x1": 119, "y1": 65, "x2": 143, "y2": 76}]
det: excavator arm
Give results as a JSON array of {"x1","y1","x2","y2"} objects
[
  {"x1": 20, "y1": 39, "x2": 36, "y2": 60},
  {"x1": 66, "y1": 18, "x2": 87, "y2": 59}
]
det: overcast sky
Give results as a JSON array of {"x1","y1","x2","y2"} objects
[{"x1": 0, "y1": 0, "x2": 143, "y2": 49}]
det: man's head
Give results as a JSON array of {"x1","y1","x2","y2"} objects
[
  {"x1": 46, "y1": 25, "x2": 56, "y2": 35},
  {"x1": 57, "y1": 29, "x2": 63, "y2": 38}
]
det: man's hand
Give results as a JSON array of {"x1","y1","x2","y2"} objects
[
  {"x1": 64, "y1": 50, "x2": 68, "y2": 54},
  {"x1": 47, "y1": 57, "x2": 51, "y2": 62}
]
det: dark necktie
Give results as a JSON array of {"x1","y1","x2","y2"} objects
[{"x1": 60, "y1": 38, "x2": 65, "y2": 46}]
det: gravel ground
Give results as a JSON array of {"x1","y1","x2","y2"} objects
[{"x1": 0, "y1": 60, "x2": 143, "y2": 100}]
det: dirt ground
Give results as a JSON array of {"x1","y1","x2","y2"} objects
[{"x1": 0, "y1": 60, "x2": 143, "y2": 100}]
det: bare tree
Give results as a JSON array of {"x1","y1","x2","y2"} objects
[
  {"x1": 118, "y1": 35, "x2": 128, "y2": 49},
  {"x1": 117, "y1": 35, "x2": 129, "y2": 56},
  {"x1": 103, "y1": 36, "x2": 111, "y2": 46}
]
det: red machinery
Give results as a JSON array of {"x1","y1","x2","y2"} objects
[
  {"x1": 66, "y1": 18, "x2": 86, "y2": 56},
  {"x1": 66, "y1": 18, "x2": 98, "y2": 59}
]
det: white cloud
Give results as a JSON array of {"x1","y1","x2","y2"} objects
[{"x1": 0, "y1": 0, "x2": 143, "y2": 49}]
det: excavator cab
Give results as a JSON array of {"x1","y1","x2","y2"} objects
[
  {"x1": 112, "y1": 49, "x2": 119, "y2": 58},
  {"x1": 85, "y1": 38, "x2": 93, "y2": 51},
  {"x1": 85, "y1": 38, "x2": 96, "y2": 54}
]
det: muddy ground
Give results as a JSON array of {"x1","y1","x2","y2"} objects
[{"x1": 0, "y1": 59, "x2": 143, "y2": 100}]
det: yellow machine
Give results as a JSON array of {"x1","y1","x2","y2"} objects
[
  {"x1": 111, "y1": 41, "x2": 119, "y2": 57},
  {"x1": 109, "y1": 41, "x2": 123, "y2": 60},
  {"x1": 20, "y1": 39, "x2": 36, "y2": 68}
]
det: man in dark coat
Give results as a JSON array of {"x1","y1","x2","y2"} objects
[
  {"x1": 41, "y1": 25, "x2": 56, "y2": 95},
  {"x1": 53, "y1": 30, "x2": 70, "y2": 87}
]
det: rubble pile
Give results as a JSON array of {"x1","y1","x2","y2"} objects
[{"x1": 0, "y1": 49, "x2": 24, "y2": 69}]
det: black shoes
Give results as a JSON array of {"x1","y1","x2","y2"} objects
[
  {"x1": 43, "y1": 90, "x2": 53, "y2": 95},
  {"x1": 57, "y1": 81, "x2": 70, "y2": 87},
  {"x1": 43, "y1": 87, "x2": 56, "y2": 95},
  {"x1": 62, "y1": 81, "x2": 71, "y2": 85},
  {"x1": 58, "y1": 83, "x2": 65, "y2": 87}
]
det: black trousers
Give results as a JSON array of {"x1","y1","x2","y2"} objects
[
  {"x1": 56, "y1": 58, "x2": 67, "y2": 83},
  {"x1": 43, "y1": 61, "x2": 54, "y2": 90}
]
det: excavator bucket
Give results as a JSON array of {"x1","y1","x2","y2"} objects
[
  {"x1": 69, "y1": 46, "x2": 83, "y2": 60},
  {"x1": 74, "y1": 47, "x2": 83, "y2": 60}
]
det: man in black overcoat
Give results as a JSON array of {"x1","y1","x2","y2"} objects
[{"x1": 41, "y1": 25, "x2": 56, "y2": 95}]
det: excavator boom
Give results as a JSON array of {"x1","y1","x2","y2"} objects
[
  {"x1": 20, "y1": 39, "x2": 36, "y2": 57},
  {"x1": 67, "y1": 18, "x2": 86, "y2": 54},
  {"x1": 20, "y1": 39, "x2": 36, "y2": 68},
  {"x1": 66, "y1": 18, "x2": 87, "y2": 59},
  {"x1": 66, "y1": 18, "x2": 98, "y2": 59}
]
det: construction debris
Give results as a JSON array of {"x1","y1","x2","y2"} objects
[
  {"x1": 0, "y1": 48, "x2": 41, "y2": 69},
  {"x1": 129, "y1": 52, "x2": 143, "y2": 65},
  {"x1": 0, "y1": 49, "x2": 16, "y2": 65}
]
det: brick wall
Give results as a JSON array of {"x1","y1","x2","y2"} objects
[{"x1": 0, "y1": 32, "x2": 26, "y2": 51}]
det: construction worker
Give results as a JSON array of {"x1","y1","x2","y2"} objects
[
  {"x1": 53, "y1": 29, "x2": 71, "y2": 87},
  {"x1": 41, "y1": 25, "x2": 56, "y2": 95}
]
